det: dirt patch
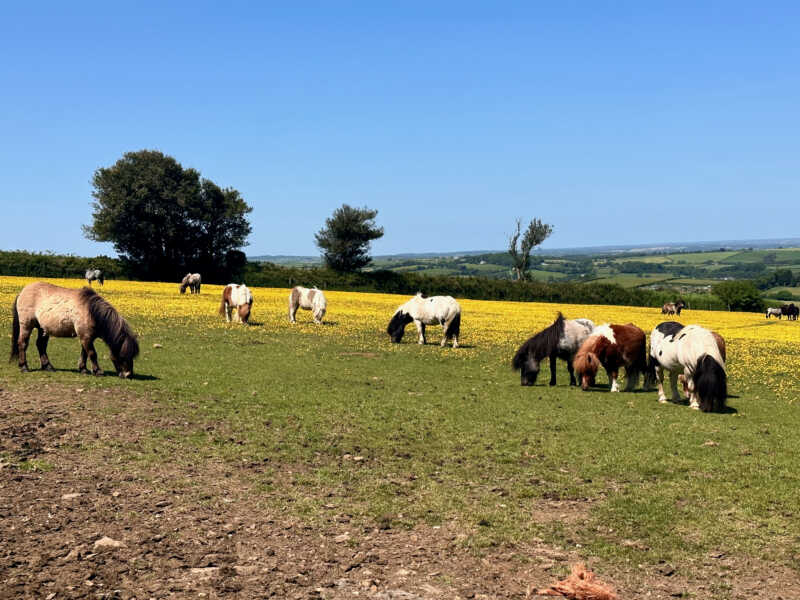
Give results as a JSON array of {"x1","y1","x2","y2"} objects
[{"x1": 0, "y1": 384, "x2": 797, "y2": 599}]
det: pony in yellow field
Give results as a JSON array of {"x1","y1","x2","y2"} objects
[{"x1": 10, "y1": 282, "x2": 139, "y2": 378}]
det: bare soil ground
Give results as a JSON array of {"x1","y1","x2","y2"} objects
[{"x1": 1, "y1": 384, "x2": 796, "y2": 599}]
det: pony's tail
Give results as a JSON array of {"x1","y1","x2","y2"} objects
[
  {"x1": 9, "y1": 295, "x2": 19, "y2": 362},
  {"x1": 643, "y1": 351, "x2": 658, "y2": 390},
  {"x1": 694, "y1": 355, "x2": 727, "y2": 413},
  {"x1": 446, "y1": 311, "x2": 461, "y2": 340}
]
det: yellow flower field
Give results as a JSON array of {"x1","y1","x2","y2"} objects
[{"x1": 1, "y1": 276, "x2": 797, "y2": 402}]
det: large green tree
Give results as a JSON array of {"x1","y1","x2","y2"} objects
[
  {"x1": 83, "y1": 150, "x2": 252, "y2": 281},
  {"x1": 508, "y1": 218, "x2": 553, "y2": 281},
  {"x1": 712, "y1": 280, "x2": 764, "y2": 312},
  {"x1": 315, "y1": 204, "x2": 384, "y2": 272}
]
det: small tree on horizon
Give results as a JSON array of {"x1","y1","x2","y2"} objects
[
  {"x1": 315, "y1": 204, "x2": 384, "y2": 272},
  {"x1": 508, "y1": 217, "x2": 553, "y2": 281}
]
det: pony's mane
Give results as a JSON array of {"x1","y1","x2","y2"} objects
[
  {"x1": 512, "y1": 313, "x2": 565, "y2": 369},
  {"x1": 79, "y1": 288, "x2": 139, "y2": 360}
]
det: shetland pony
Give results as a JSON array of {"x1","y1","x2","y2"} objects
[
  {"x1": 661, "y1": 300, "x2": 685, "y2": 316},
  {"x1": 572, "y1": 323, "x2": 646, "y2": 392},
  {"x1": 289, "y1": 286, "x2": 327, "y2": 324},
  {"x1": 180, "y1": 273, "x2": 202, "y2": 294},
  {"x1": 10, "y1": 282, "x2": 139, "y2": 377},
  {"x1": 219, "y1": 284, "x2": 253, "y2": 324},
  {"x1": 766, "y1": 307, "x2": 783, "y2": 319},
  {"x1": 85, "y1": 269, "x2": 104, "y2": 286},
  {"x1": 387, "y1": 293, "x2": 461, "y2": 347},
  {"x1": 512, "y1": 313, "x2": 595, "y2": 386},
  {"x1": 781, "y1": 303, "x2": 798, "y2": 321}
]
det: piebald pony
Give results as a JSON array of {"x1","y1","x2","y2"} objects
[{"x1": 387, "y1": 293, "x2": 461, "y2": 348}]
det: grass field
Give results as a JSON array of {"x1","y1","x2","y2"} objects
[{"x1": 2, "y1": 276, "x2": 799, "y2": 597}]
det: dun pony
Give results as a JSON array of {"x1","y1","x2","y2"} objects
[{"x1": 10, "y1": 282, "x2": 139, "y2": 377}]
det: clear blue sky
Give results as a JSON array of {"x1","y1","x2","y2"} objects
[{"x1": 2, "y1": 2, "x2": 798, "y2": 257}]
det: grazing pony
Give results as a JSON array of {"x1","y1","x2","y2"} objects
[
  {"x1": 661, "y1": 300, "x2": 685, "y2": 316},
  {"x1": 512, "y1": 313, "x2": 595, "y2": 386},
  {"x1": 85, "y1": 269, "x2": 104, "y2": 286},
  {"x1": 288, "y1": 286, "x2": 327, "y2": 324},
  {"x1": 180, "y1": 273, "x2": 202, "y2": 294},
  {"x1": 10, "y1": 282, "x2": 139, "y2": 377},
  {"x1": 572, "y1": 323, "x2": 646, "y2": 392},
  {"x1": 781, "y1": 303, "x2": 799, "y2": 321},
  {"x1": 387, "y1": 293, "x2": 461, "y2": 348},
  {"x1": 219, "y1": 284, "x2": 253, "y2": 324},
  {"x1": 766, "y1": 307, "x2": 783, "y2": 319}
]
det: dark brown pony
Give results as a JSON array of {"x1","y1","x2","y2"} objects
[
  {"x1": 10, "y1": 282, "x2": 139, "y2": 377},
  {"x1": 572, "y1": 323, "x2": 646, "y2": 392}
]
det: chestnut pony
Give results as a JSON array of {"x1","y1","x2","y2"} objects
[{"x1": 572, "y1": 323, "x2": 647, "y2": 392}]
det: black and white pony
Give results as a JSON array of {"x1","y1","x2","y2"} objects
[
  {"x1": 180, "y1": 273, "x2": 202, "y2": 294},
  {"x1": 387, "y1": 293, "x2": 461, "y2": 348},
  {"x1": 512, "y1": 313, "x2": 595, "y2": 386},
  {"x1": 766, "y1": 307, "x2": 783, "y2": 319},
  {"x1": 645, "y1": 323, "x2": 727, "y2": 412},
  {"x1": 85, "y1": 269, "x2": 104, "y2": 286}
]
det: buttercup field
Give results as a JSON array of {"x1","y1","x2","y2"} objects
[{"x1": 2, "y1": 275, "x2": 799, "y2": 598}]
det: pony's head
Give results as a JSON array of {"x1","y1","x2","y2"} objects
[
  {"x1": 573, "y1": 348, "x2": 599, "y2": 390},
  {"x1": 387, "y1": 310, "x2": 413, "y2": 343},
  {"x1": 179, "y1": 282, "x2": 188, "y2": 294},
  {"x1": 81, "y1": 288, "x2": 139, "y2": 378},
  {"x1": 111, "y1": 334, "x2": 140, "y2": 379},
  {"x1": 694, "y1": 355, "x2": 727, "y2": 412},
  {"x1": 238, "y1": 302, "x2": 252, "y2": 324}
]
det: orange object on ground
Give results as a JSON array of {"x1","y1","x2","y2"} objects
[{"x1": 531, "y1": 563, "x2": 618, "y2": 600}]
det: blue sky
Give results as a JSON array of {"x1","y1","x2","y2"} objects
[{"x1": 1, "y1": 2, "x2": 798, "y2": 256}]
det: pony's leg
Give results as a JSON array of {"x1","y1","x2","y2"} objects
[
  {"x1": 35, "y1": 329, "x2": 55, "y2": 371},
  {"x1": 549, "y1": 355, "x2": 558, "y2": 386},
  {"x1": 83, "y1": 338, "x2": 103, "y2": 376},
  {"x1": 77, "y1": 346, "x2": 89, "y2": 374},
  {"x1": 226, "y1": 303, "x2": 233, "y2": 323},
  {"x1": 668, "y1": 371, "x2": 681, "y2": 402},
  {"x1": 623, "y1": 367, "x2": 638, "y2": 392},
  {"x1": 656, "y1": 366, "x2": 668, "y2": 402},
  {"x1": 567, "y1": 359, "x2": 576, "y2": 386},
  {"x1": 289, "y1": 302, "x2": 298, "y2": 323},
  {"x1": 414, "y1": 320, "x2": 425, "y2": 344},
  {"x1": 452, "y1": 333, "x2": 458, "y2": 348},
  {"x1": 16, "y1": 323, "x2": 33, "y2": 372},
  {"x1": 608, "y1": 369, "x2": 620, "y2": 392},
  {"x1": 684, "y1": 369, "x2": 700, "y2": 409}
]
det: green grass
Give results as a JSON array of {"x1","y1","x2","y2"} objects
[{"x1": 3, "y1": 316, "x2": 799, "y2": 573}]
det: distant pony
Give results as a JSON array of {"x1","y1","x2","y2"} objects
[
  {"x1": 512, "y1": 313, "x2": 595, "y2": 386},
  {"x1": 180, "y1": 273, "x2": 202, "y2": 294},
  {"x1": 85, "y1": 269, "x2": 104, "y2": 286},
  {"x1": 289, "y1": 286, "x2": 327, "y2": 324},
  {"x1": 766, "y1": 307, "x2": 783, "y2": 319},
  {"x1": 10, "y1": 282, "x2": 139, "y2": 378},
  {"x1": 781, "y1": 303, "x2": 799, "y2": 321},
  {"x1": 572, "y1": 323, "x2": 647, "y2": 392},
  {"x1": 661, "y1": 300, "x2": 685, "y2": 316},
  {"x1": 387, "y1": 293, "x2": 461, "y2": 348},
  {"x1": 219, "y1": 284, "x2": 253, "y2": 324}
]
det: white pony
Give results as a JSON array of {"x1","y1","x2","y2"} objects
[
  {"x1": 180, "y1": 273, "x2": 202, "y2": 294},
  {"x1": 646, "y1": 322, "x2": 727, "y2": 412},
  {"x1": 219, "y1": 283, "x2": 253, "y2": 324},
  {"x1": 288, "y1": 286, "x2": 327, "y2": 324},
  {"x1": 387, "y1": 293, "x2": 461, "y2": 348},
  {"x1": 766, "y1": 307, "x2": 783, "y2": 319},
  {"x1": 85, "y1": 269, "x2": 104, "y2": 286}
]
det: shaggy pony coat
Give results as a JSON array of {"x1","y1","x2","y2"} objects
[
  {"x1": 387, "y1": 293, "x2": 461, "y2": 347},
  {"x1": 289, "y1": 286, "x2": 327, "y2": 324},
  {"x1": 10, "y1": 282, "x2": 139, "y2": 377},
  {"x1": 572, "y1": 323, "x2": 646, "y2": 392},
  {"x1": 512, "y1": 313, "x2": 594, "y2": 386},
  {"x1": 219, "y1": 284, "x2": 253, "y2": 324},
  {"x1": 180, "y1": 273, "x2": 202, "y2": 294}
]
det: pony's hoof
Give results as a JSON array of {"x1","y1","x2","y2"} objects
[
  {"x1": 549, "y1": 381, "x2": 557, "y2": 386},
  {"x1": 658, "y1": 398, "x2": 668, "y2": 404},
  {"x1": 19, "y1": 365, "x2": 29, "y2": 373},
  {"x1": 42, "y1": 363, "x2": 56, "y2": 372},
  {"x1": 690, "y1": 404, "x2": 700, "y2": 410},
  {"x1": 79, "y1": 368, "x2": 91, "y2": 375},
  {"x1": 93, "y1": 369, "x2": 104, "y2": 377}
]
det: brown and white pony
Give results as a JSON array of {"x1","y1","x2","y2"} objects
[
  {"x1": 572, "y1": 323, "x2": 647, "y2": 392},
  {"x1": 289, "y1": 286, "x2": 327, "y2": 324},
  {"x1": 219, "y1": 284, "x2": 253, "y2": 324},
  {"x1": 180, "y1": 273, "x2": 202, "y2": 294},
  {"x1": 661, "y1": 300, "x2": 685, "y2": 315},
  {"x1": 10, "y1": 282, "x2": 139, "y2": 377}
]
